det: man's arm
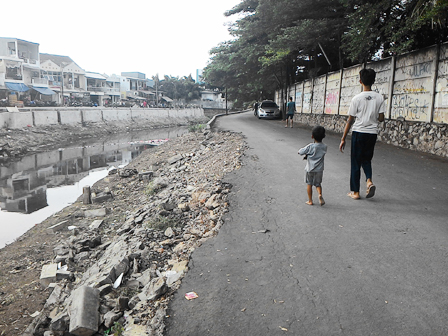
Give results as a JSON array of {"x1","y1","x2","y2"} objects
[
  {"x1": 378, "y1": 113, "x2": 385, "y2": 122},
  {"x1": 339, "y1": 116, "x2": 355, "y2": 153}
]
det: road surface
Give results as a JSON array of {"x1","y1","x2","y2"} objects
[{"x1": 165, "y1": 111, "x2": 448, "y2": 336}]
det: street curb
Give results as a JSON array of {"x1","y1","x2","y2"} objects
[{"x1": 206, "y1": 109, "x2": 250, "y2": 129}]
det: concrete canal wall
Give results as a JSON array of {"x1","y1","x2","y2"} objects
[{"x1": 0, "y1": 107, "x2": 205, "y2": 129}]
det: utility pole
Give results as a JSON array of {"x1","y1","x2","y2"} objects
[
  {"x1": 60, "y1": 65, "x2": 64, "y2": 106},
  {"x1": 225, "y1": 88, "x2": 228, "y2": 115}
]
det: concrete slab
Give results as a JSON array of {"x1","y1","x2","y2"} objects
[
  {"x1": 69, "y1": 286, "x2": 100, "y2": 336},
  {"x1": 40, "y1": 264, "x2": 58, "y2": 287},
  {"x1": 47, "y1": 220, "x2": 69, "y2": 233}
]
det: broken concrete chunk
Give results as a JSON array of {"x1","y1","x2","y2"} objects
[
  {"x1": 56, "y1": 270, "x2": 71, "y2": 281},
  {"x1": 178, "y1": 203, "x2": 190, "y2": 212},
  {"x1": 50, "y1": 312, "x2": 69, "y2": 333},
  {"x1": 167, "y1": 154, "x2": 183, "y2": 165},
  {"x1": 92, "y1": 192, "x2": 113, "y2": 204},
  {"x1": 161, "y1": 202, "x2": 175, "y2": 211},
  {"x1": 69, "y1": 286, "x2": 100, "y2": 336},
  {"x1": 47, "y1": 220, "x2": 70, "y2": 234},
  {"x1": 98, "y1": 284, "x2": 113, "y2": 296},
  {"x1": 104, "y1": 311, "x2": 123, "y2": 328},
  {"x1": 89, "y1": 220, "x2": 104, "y2": 230},
  {"x1": 84, "y1": 208, "x2": 107, "y2": 218},
  {"x1": 173, "y1": 242, "x2": 186, "y2": 255},
  {"x1": 205, "y1": 194, "x2": 220, "y2": 210},
  {"x1": 164, "y1": 227, "x2": 174, "y2": 238},
  {"x1": 138, "y1": 277, "x2": 167, "y2": 302},
  {"x1": 138, "y1": 171, "x2": 154, "y2": 180},
  {"x1": 46, "y1": 284, "x2": 63, "y2": 306},
  {"x1": 40, "y1": 264, "x2": 58, "y2": 287}
]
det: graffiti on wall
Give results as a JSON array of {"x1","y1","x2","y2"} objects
[
  {"x1": 303, "y1": 93, "x2": 312, "y2": 113},
  {"x1": 295, "y1": 91, "x2": 302, "y2": 107},
  {"x1": 391, "y1": 93, "x2": 431, "y2": 121},
  {"x1": 325, "y1": 90, "x2": 339, "y2": 114},
  {"x1": 313, "y1": 82, "x2": 325, "y2": 113},
  {"x1": 395, "y1": 62, "x2": 433, "y2": 81},
  {"x1": 277, "y1": 43, "x2": 448, "y2": 123}
]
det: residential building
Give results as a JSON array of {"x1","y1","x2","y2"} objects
[
  {"x1": 40, "y1": 53, "x2": 87, "y2": 104},
  {"x1": 0, "y1": 37, "x2": 46, "y2": 106},
  {"x1": 85, "y1": 72, "x2": 107, "y2": 106},
  {"x1": 121, "y1": 72, "x2": 148, "y2": 100},
  {"x1": 105, "y1": 74, "x2": 121, "y2": 105}
]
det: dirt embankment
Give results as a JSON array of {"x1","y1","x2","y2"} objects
[{"x1": 0, "y1": 124, "x2": 246, "y2": 336}]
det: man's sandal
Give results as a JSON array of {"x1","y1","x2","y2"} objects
[{"x1": 366, "y1": 184, "x2": 376, "y2": 198}]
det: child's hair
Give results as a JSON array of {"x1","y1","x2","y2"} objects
[
  {"x1": 359, "y1": 69, "x2": 376, "y2": 86},
  {"x1": 312, "y1": 126, "x2": 326, "y2": 142}
]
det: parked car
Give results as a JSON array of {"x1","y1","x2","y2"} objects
[{"x1": 256, "y1": 100, "x2": 281, "y2": 119}]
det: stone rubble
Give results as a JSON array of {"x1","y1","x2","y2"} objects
[
  {"x1": 22, "y1": 129, "x2": 246, "y2": 336},
  {"x1": 293, "y1": 114, "x2": 448, "y2": 157}
]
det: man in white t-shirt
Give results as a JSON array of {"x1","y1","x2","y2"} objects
[{"x1": 339, "y1": 69, "x2": 385, "y2": 200}]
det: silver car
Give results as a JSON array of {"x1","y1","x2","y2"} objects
[{"x1": 256, "y1": 100, "x2": 281, "y2": 119}]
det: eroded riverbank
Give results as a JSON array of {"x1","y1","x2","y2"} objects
[{"x1": 0, "y1": 127, "x2": 246, "y2": 336}]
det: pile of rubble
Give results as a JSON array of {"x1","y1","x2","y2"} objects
[{"x1": 23, "y1": 129, "x2": 246, "y2": 336}]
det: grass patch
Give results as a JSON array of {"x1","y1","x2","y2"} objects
[
  {"x1": 188, "y1": 124, "x2": 206, "y2": 133},
  {"x1": 104, "y1": 322, "x2": 124, "y2": 336},
  {"x1": 145, "y1": 181, "x2": 158, "y2": 196},
  {"x1": 145, "y1": 215, "x2": 179, "y2": 231}
]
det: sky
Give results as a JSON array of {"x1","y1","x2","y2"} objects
[{"x1": 0, "y1": 0, "x2": 241, "y2": 79}]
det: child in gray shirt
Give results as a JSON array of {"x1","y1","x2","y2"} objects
[{"x1": 298, "y1": 126, "x2": 327, "y2": 206}]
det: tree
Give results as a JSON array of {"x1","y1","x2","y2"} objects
[
  {"x1": 158, "y1": 75, "x2": 201, "y2": 102},
  {"x1": 341, "y1": 0, "x2": 448, "y2": 62},
  {"x1": 204, "y1": 0, "x2": 448, "y2": 106}
]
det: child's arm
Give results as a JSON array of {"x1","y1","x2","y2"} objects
[{"x1": 298, "y1": 144, "x2": 311, "y2": 156}]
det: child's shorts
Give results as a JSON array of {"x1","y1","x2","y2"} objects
[{"x1": 305, "y1": 171, "x2": 323, "y2": 187}]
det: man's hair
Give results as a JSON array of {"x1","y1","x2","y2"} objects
[
  {"x1": 312, "y1": 126, "x2": 326, "y2": 142},
  {"x1": 359, "y1": 69, "x2": 376, "y2": 86},
  {"x1": 289, "y1": 97, "x2": 293, "y2": 101}
]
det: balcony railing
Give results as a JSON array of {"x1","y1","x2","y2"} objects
[
  {"x1": 87, "y1": 86, "x2": 120, "y2": 93},
  {"x1": 32, "y1": 78, "x2": 48, "y2": 86}
]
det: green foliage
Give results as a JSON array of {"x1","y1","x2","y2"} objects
[
  {"x1": 341, "y1": 0, "x2": 448, "y2": 62},
  {"x1": 157, "y1": 75, "x2": 202, "y2": 102},
  {"x1": 104, "y1": 322, "x2": 124, "y2": 336},
  {"x1": 203, "y1": 0, "x2": 448, "y2": 106},
  {"x1": 188, "y1": 124, "x2": 206, "y2": 132},
  {"x1": 145, "y1": 181, "x2": 160, "y2": 196}
]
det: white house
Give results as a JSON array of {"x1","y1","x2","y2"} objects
[
  {"x1": 40, "y1": 53, "x2": 87, "y2": 104},
  {"x1": 0, "y1": 37, "x2": 43, "y2": 106}
]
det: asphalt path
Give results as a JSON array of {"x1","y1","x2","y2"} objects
[{"x1": 165, "y1": 111, "x2": 448, "y2": 336}]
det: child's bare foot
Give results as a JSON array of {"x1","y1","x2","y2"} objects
[
  {"x1": 347, "y1": 192, "x2": 360, "y2": 200},
  {"x1": 305, "y1": 201, "x2": 313, "y2": 205},
  {"x1": 318, "y1": 195, "x2": 325, "y2": 206}
]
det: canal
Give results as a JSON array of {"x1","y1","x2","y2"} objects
[{"x1": 0, "y1": 126, "x2": 189, "y2": 248}]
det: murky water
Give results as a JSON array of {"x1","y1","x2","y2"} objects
[{"x1": 0, "y1": 126, "x2": 189, "y2": 248}]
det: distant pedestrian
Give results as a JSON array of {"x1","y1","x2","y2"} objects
[
  {"x1": 254, "y1": 101, "x2": 259, "y2": 116},
  {"x1": 298, "y1": 126, "x2": 327, "y2": 206},
  {"x1": 339, "y1": 68, "x2": 385, "y2": 200},
  {"x1": 286, "y1": 97, "x2": 295, "y2": 128}
]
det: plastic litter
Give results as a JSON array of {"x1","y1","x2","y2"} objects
[
  {"x1": 113, "y1": 273, "x2": 124, "y2": 288},
  {"x1": 185, "y1": 292, "x2": 198, "y2": 300}
]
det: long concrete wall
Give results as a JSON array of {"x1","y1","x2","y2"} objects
[
  {"x1": 0, "y1": 107, "x2": 205, "y2": 129},
  {"x1": 277, "y1": 42, "x2": 448, "y2": 157}
]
